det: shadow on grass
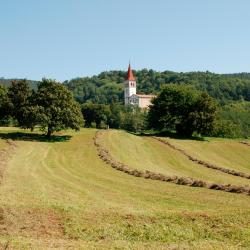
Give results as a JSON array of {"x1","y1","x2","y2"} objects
[
  {"x1": 130, "y1": 130, "x2": 207, "y2": 141},
  {"x1": 0, "y1": 132, "x2": 72, "y2": 143}
]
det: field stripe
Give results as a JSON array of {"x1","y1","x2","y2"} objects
[
  {"x1": 0, "y1": 140, "x2": 17, "y2": 185},
  {"x1": 94, "y1": 130, "x2": 250, "y2": 196},
  {"x1": 153, "y1": 137, "x2": 250, "y2": 180}
]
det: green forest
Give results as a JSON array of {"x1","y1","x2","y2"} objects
[
  {"x1": 63, "y1": 70, "x2": 250, "y2": 104},
  {"x1": 1, "y1": 69, "x2": 250, "y2": 138},
  {"x1": 63, "y1": 70, "x2": 250, "y2": 138}
]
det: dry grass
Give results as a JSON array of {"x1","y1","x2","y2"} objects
[{"x1": 0, "y1": 128, "x2": 250, "y2": 249}]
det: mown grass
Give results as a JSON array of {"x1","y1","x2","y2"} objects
[
  {"x1": 103, "y1": 130, "x2": 250, "y2": 187},
  {"x1": 163, "y1": 137, "x2": 250, "y2": 175},
  {"x1": 0, "y1": 140, "x2": 7, "y2": 150},
  {"x1": 0, "y1": 128, "x2": 250, "y2": 249}
]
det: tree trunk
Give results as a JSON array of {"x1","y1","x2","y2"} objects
[{"x1": 47, "y1": 126, "x2": 52, "y2": 138}]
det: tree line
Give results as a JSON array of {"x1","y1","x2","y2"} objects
[
  {"x1": 0, "y1": 79, "x2": 83, "y2": 137},
  {"x1": 63, "y1": 70, "x2": 250, "y2": 105},
  {"x1": 0, "y1": 79, "x2": 217, "y2": 138},
  {"x1": 1, "y1": 72, "x2": 250, "y2": 138},
  {"x1": 63, "y1": 69, "x2": 250, "y2": 138}
]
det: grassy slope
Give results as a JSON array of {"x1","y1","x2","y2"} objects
[
  {"x1": 164, "y1": 137, "x2": 250, "y2": 175},
  {"x1": 103, "y1": 130, "x2": 250, "y2": 186},
  {"x1": 0, "y1": 128, "x2": 249, "y2": 249}
]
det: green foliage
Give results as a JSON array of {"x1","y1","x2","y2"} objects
[
  {"x1": 148, "y1": 85, "x2": 217, "y2": 136},
  {"x1": 64, "y1": 74, "x2": 124, "y2": 104},
  {"x1": 120, "y1": 106, "x2": 147, "y2": 133},
  {"x1": 0, "y1": 77, "x2": 39, "y2": 89},
  {"x1": 81, "y1": 102, "x2": 147, "y2": 132},
  {"x1": 0, "y1": 85, "x2": 11, "y2": 119},
  {"x1": 32, "y1": 79, "x2": 84, "y2": 137},
  {"x1": 7, "y1": 79, "x2": 31, "y2": 124},
  {"x1": 20, "y1": 105, "x2": 47, "y2": 131},
  {"x1": 213, "y1": 101, "x2": 250, "y2": 138},
  {"x1": 2, "y1": 69, "x2": 250, "y2": 139},
  {"x1": 81, "y1": 102, "x2": 111, "y2": 128},
  {"x1": 211, "y1": 119, "x2": 242, "y2": 138},
  {"x1": 108, "y1": 103, "x2": 124, "y2": 129},
  {"x1": 63, "y1": 70, "x2": 250, "y2": 105},
  {"x1": 4, "y1": 79, "x2": 84, "y2": 137}
]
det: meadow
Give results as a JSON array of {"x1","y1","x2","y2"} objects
[{"x1": 0, "y1": 128, "x2": 250, "y2": 249}]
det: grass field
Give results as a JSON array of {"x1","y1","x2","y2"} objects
[
  {"x1": 102, "y1": 130, "x2": 250, "y2": 186},
  {"x1": 0, "y1": 139, "x2": 8, "y2": 150},
  {"x1": 0, "y1": 128, "x2": 250, "y2": 249},
  {"x1": 164, "y1": 137, "x2": 250, "y2": 175}
]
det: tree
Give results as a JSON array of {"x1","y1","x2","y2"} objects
[
  {"x1": 20, "y1": 105, "x2": 46, "y2": 131},
  {"x1": 211, "y1": 119, "x2": 242, "y2": 138},
  {"x1": 121, "y1": 106, "x2": 147, "y2": 133},
  {"x1": 216, "y1": 101, "x2": 250, "y2": 138},
  {"x1": 0, "y1": 85, "x2": 11, "y2": 119},
  {"x1": 108, "y1": 103, "x2": 124, "y2": 129},
  {"x1": 148, "y1": 85, "x2": 217, "y2": 136},
  {"x1": 81, "y1": 103, "x2": 111, "y2": 128},
  {"x1": 31, "y1": 79, "x2": 84, "y2": 137},
  {"x1": 7, "y1": 79, "x2": 31, "y2": 125}
]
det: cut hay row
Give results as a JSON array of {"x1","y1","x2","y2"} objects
[
  {"x1": 94, "y1": 130, "x2": 250, "y2": 196},
  {"x1": 153, "y1": 137, "x2": 250, "y2": 180},
  {"x1": 0, "y1": 140, "x2": 17, "y2": 185},
  {"x1": 240, "y1": 141, "x2": 250, "y2": 147}
]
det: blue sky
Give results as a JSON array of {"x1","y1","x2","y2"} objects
[{"x1": 0, "y1": 0, "x2": 250, "y2": 81}]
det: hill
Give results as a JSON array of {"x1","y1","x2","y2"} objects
[
  {"x1": 224, "y1": 72, "x2": 250, "y2": 80},
  {"x1": 0, "y1": 127, "x2": 250, "y2": 249},
  {"x1": 0, "y1": 78, "x2": 39, "y2": 89},
  {"x1": 64, "y1": 70, "x2": 250, "y2": 105},
  {"x1": 2, "y1": 70, "x2": 250, "y2": 105}
]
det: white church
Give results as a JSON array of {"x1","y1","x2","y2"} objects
[{"x1": 124, "y1": 64, "x2": 156, "y2": 108}]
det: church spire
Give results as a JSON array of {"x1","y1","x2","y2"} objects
[{"x1": 126, "y1": 63, "x2": 135, "y2": 81}]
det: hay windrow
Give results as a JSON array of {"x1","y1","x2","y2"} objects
[
  {"x1": 93, "y1": 130, "x2": 250, "y2": 196},
  {"x1": 240, "y1": 141, "x2": 250, "y2": 147},
  {"x1": 153, "y1": 137, "x2": 250, "y2": 180}
]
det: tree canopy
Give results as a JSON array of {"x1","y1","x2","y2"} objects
[
  {"x1": 0, "y1": 85, "x2": 10, "y2": 120},
  {"x1": 33, "y1": 79, "x2": 84, "y2": 137},
  {"x1": 5, "y1": 79, "x2": 84, "y2": 137},
  {"x1": 148, "y1": 85, "x2": 218, "y2": 136},
  {"x1": 63, "y1": 70, "x2": 250, "y2": 105}
]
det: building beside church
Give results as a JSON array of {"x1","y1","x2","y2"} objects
[{"x1": 124, "y1": 64, "x2": 156, "y2": 108}]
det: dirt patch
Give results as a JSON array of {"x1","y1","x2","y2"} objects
[
  {"x1": 94, "y1": 130, "x2": 250, "y2": 196},
  {"x1": 153, "y1": 137, "x2": 250, "y2": 180},
  {"x1": 0, "y1": 207, "x2": 64, "y2": 239}
]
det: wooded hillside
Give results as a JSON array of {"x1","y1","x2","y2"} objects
[{"x1": 63, "y1": 70, "x2": 250, "y2": 105}]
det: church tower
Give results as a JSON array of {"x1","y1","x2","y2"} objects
[{"x1": 124, "y1": 63, "x2": 136, "y2": 105}]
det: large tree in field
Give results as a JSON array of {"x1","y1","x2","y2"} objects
[
  {"x1": 30, "y1": 79, "x2": 84, "y2": 137},
  {"x1": 148, "y1": 84, "x2": 217, "y2": 136}
]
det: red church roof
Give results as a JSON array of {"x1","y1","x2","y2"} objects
[{"x1": 126, "y1": 63, "x2": 135, "y2": 81}]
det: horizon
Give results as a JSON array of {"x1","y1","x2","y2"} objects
[
  {"x1": 1, "y1": 0, "x2": 250, "y2": 81},
  {"x1": 1, "y1": 66, "x2": 250, "y2": 82}
]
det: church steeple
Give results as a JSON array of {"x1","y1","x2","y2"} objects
[
  {"x1": 124, "y1": 63, "x2": 137, "y2": 105},
  {"x1": 126, "y1": 63, "x2": 135, "y2": 81}
]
